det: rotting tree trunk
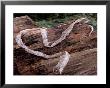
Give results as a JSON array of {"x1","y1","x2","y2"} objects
[
  {"x1": 42, "y1": 48, "x2": 97, "y2": 75},
  {"x1": 14, "y1": 48, "x2": 97, "y2": 75}
]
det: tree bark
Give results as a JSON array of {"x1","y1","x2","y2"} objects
[{"x1": 14, "y1": 48, "x2": 97, "y2": 75}]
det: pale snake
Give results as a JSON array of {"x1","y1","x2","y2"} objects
[{"x1": 16, "y1": 18, "x2": 94, "y2": 74}]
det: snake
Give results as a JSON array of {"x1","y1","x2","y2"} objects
[{"x1": 15, "y1": 18, "x2": 94, "y2": 74}]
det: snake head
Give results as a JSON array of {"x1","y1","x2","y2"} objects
[{"x1": 53, "y1": 67, "x2": 61, "y2": 75}]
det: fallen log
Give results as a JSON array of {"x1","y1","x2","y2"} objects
[{"x1": 14, "y1": 48, "x2": 97, "y2": 75}]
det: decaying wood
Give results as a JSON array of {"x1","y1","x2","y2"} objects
[
  {"x1": 14, "y1": 48, "x2": 97, "y2": 75},
  {"x1": 42, "y1": 48, "x2": 97, "y2": 75}
]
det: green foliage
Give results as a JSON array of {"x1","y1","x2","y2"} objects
[
  {"x1": 35, "y1": 13, "x2": 97, "y2": 30},
  {"x1": 36, "y1": 20, "x2": 54, "y2": 28},
  {"x1": 37, "y1": 17, "x2": 71, "y2": 28},
  {"x1": 14, "y1": 13, "x2": 97, "y2": 30}
]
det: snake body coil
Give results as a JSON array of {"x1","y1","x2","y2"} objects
[{"x1": 16, "y1": 18, "x2": 93, "y2": 74}]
